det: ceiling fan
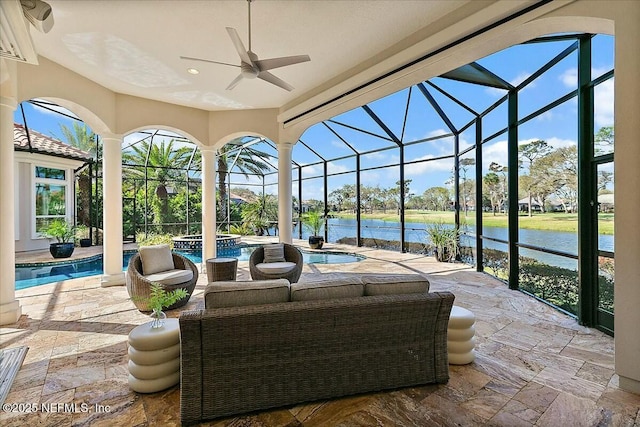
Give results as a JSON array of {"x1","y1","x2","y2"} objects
[{"x1": 180, "y1": 0, "x2": 310, "y2": 91}]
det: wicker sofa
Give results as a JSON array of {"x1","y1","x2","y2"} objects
[{"x1": 179, "y1": 273, "x2": 454, "y2": 425}]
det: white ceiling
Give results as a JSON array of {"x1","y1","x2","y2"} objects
[{"x1": 29, "y1": 0, "x2": 472, "y2": 112}]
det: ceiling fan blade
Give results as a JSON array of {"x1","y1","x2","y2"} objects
[
  {"x1": 180, "y1": 56, "x2": 239, "y2": 68},
  {"x1": 226, "y1": 27, "x2": 253, "y2": 65},
  {"x1": 254, "y1": 55, "x2": 311, "y2": 72},
  {"x1": 257, "y1": 71, "x2": 293, "y2": 91},
  {"x1": 226, "y1": 74, "x2": 245, "y2": 91}
]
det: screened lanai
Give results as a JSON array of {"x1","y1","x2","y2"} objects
[{"x1": 14, "y1": 32, "x2": 614, "y2": 336}]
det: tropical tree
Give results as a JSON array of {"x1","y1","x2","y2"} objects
[
  {"x1": 55, "y1": 122, "x2": 98, "y2": 227},
  {"x1": 241, "y1": 194, "x2": 278, "y2": 235},
  {"x1": 217, "y1": 139, "x2": 273, "y2": 222},
  {"x1": 122, "y1": 139, "x2": 193, "y2": 227}
]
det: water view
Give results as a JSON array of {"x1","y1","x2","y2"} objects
[{"x1": 15, "y1": 246, "x2": 364, "y2": 290}]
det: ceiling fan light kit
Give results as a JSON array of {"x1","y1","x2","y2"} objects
[{"x1": 180, "y1": 0, "x2": 310, "y2": 91}]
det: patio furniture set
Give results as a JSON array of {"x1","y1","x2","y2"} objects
[{"x1": 124, "y1": 243, "x2": 474, "y2": 425}]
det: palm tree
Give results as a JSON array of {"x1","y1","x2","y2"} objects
[
  {"x1": 123, "y1": 139, "x2": 193, "y2": 226},
  {"x1": 55, "y1": 122, "x2": 98, "y2": 227},
  {"x1": 217, "y1": 138, "x2": 273, "y2": 223}
]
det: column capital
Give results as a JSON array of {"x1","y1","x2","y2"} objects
[
  {"x1": 276, "y1": 141, "x2": 296, "y2": 151},
  {"x1": 99, "y1": 132, "x2": 123, "y2": 141}
]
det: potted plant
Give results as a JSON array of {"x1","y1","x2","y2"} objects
[
  {"x1": 44, "y1": 219, "x2": 76, "y2": 258},
  {"x1": 76, "y1": 225, "x2": 91, "y2": 247},
  {"x1": 302, "y1": 209, "x2": 324, "y2": 249},
  {"x1": 425, "y1": 221, "x2": 460, "y2": 262},
  {"x1": 137, "y1": 283, "x2": 189, "y2": 329}
]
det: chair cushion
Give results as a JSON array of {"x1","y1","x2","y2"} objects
[
  {"x1": 139, "y1": 244, "x2": 174, "y2": 275},
  {"x1": 145, "y1": 269, "x2": 193, "y2": 286},
  {"x1": 263, "y1": 243, "x2": 286, "y2": 263},
  {"x1": 204, "y1": 279, "x2": 290, "y2": 308},
  {"x1": 255, "y1": 262, "x2": 296, "y2": 275},
  {"x1": 290, "y1": 281, "x2": 364, "y2": 301},
  {"x1": 362, "y1": 273, "x2": 430, "y2": 296}
]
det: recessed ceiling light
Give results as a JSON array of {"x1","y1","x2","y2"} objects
[{"x1": 187, "y1": 68, "x2": 199, "y2": 75}]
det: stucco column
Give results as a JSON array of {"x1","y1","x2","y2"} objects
[
  {"x1": 277, "y1": 142, "x2": 294, "y2": 243},
  {"x1": 614, "y1": 1, "x2": 640, "y2": 395},
  {"x1": 101, "y1": 134, "x2": 124, "y2": 286},
  {"x1": 0, "y1": 93, "x2": 22, "y2": 325},
  {"x1": 201, "y1": 147, "x2": 217, "y2": 264}
]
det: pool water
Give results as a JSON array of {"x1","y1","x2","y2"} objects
[{"x1": 15, "y1": 246, "x2": 364, "y2": 290}]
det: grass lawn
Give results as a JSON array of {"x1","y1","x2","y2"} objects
[{"x1": 333, "y1": 210, "x2": 614, "y2": 235}]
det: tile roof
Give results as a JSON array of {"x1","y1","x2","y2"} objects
[{"x1": 14, "y1": 123, "x2": 93, "y2": 162}]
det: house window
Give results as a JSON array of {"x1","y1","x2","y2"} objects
[{"x1": 34, "y1": 166, "x2": 68, "y2": 235}]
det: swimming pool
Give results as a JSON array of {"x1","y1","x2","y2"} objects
[{"x1": 15, "y1": 246, "x2": 364, "y2": 290}]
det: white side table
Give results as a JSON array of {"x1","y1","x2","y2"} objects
[
  {"x1": 128, "y1": 318, "x2": 180, "y2": 393},
  {"x1": 447, "y1": 306, "x2": 476, "y2": 365}
]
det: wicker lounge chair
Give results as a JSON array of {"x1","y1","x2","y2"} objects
[
  {"x1": 126, "y1": 245, "x2": 198, "y2": 312},
  {"x1": 249, "y1": 243, "x2": 303, "y2": 283}
]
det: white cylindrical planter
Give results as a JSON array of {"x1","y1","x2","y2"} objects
[{"x1": 448, "y1": 305, "x2": 476, "y2": 365}]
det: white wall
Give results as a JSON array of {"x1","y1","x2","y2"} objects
[{"x1": 14, "y1": 151, "x2": 85, "y2": 252}]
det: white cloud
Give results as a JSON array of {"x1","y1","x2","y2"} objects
[
  {"x1": 546, "y1": 137, "x2": 576, "y2": 149},
  {"x1": 404, "y1": 156, "x2": 453, "y2": 175},
  {"x1": 536, "y1": 111, "x2": 554, "y2": 122},
  {"x1": 482, "y1": 140, "x2": 508, "y2": 170},
  {"x1": 29, "y1": 99, "x2": 80, "y2": 118},
  {"x1": 594, "y1": 79, "x2": 614, "y2": 127},
  {"x1": 327, "y1": 163, "x2": 350, "y2": 175},
  {"x1": 560, "y1": 68, "x2": 577, "y2": 88},
  {"x1": 485, "y1": 86, "x2": 508, "y2": 97},
  {"x1": 511, "y1": 72, "x2": 534, "y2": 89}
]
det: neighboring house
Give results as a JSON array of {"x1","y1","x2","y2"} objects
[{"x1": 14, "y1": 123, "x2": 93, "y2": 252}]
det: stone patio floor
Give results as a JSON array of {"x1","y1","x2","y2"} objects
[{"x1": 2, "y1": 239, "x2": 639, "y2": 426}]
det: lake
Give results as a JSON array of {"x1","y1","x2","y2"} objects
[{"x1": 297, "y1": 217, "x2": 614, "y2": 269}]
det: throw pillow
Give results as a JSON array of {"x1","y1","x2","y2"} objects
[
  {"x1": 139, "y1": 244, "x2": 174, "y2": 275},
  {"x1": 263, "y1": 243, "x2": 286, "y2": 263}
]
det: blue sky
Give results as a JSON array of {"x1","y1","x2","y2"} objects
[{"x1": 15, "y1": 34, "x2": 614, "y2": 202}]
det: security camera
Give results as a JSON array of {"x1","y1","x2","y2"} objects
[{"x1": 20, "y1": 0, "x2": 54, "y2": 33}]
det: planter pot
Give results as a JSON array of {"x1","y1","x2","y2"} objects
[
  {"x1": 79, "y1": 238, "x2": 91, "y2": 247},
  {"x1": 308, "y1": 235, "x2": 324, "y2": 249},
  {"x1": 50, "y1": 242, "x2": 75, "y2": 258}
]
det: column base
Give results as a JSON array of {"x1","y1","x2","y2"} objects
[
  {"x1": 619, "y1": 375, "x2": 640, "y2": 395},
  {"x1": 101, "y1": 272, "x2": 125, "y2": 287},
  {"x1": 0, "y1": 300, "x2": 22, "y2": 325}
]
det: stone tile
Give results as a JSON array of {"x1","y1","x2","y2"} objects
[
  {"x1": 42, "y1": 365, "x2": 106, "y2": 395},
  {"x1": 495, "y1": 399, "x2": 541, "y2": 424},
  {"x1": 9, "y1": 241, "x2": 630, "y2": 426},
  {"x1": 536, "y1": 391, "x2": 608, "y2": 427},
  {"x1": 459, "y1": 387, "x2": 511, "y2": 419},
  {"x1": 576, "y1": 362, "x2": 615, "y2": 387},
  {"x1": 534, "y1": 366, "x2": 605, "y2": 401},
  {"x1": 512, "y1": 381, "x2": 559, "y2": 414}
]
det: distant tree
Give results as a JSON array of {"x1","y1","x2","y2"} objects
[
  {"x1": 518, "y1": 140, "x2": 552, "y2": 216},
  {"x1": 459, "y1": 158, "x2": 475, "y2": 216},
  {"x1": 598, "y1": 170, "x2": 613, "y2": 193},
  {"x1": 423, "y1": 187, "x2": 450, "y2": 211},
  {"x1": 594, "y1": 126, "x2": 614, "y2": 155}
]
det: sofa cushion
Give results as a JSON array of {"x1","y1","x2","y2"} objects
[
  {"x1": 297, "y1": 272, "x2": 364, "y2": 285},
  {"x1": 290, "y1": 281, "x2": 364, "y2": 301},
  {"x1": 362, "y1": 273, "x2": 430, "y2": 296},
  {"x1": 205, "y1": 279, "x2": 290, "y2": 308},
  {"x1": 145, "y1": 269, "x2": 193, "y2": 286},
  {"x1": 139, "y1": 244, "x2": 174, "y2": 275},
  {"x1": 263, "y1": 243, "x2": 286, "y2": 263},
  {"x1": 255, "y1": 262, "x2": 296, "y2": 275}
]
